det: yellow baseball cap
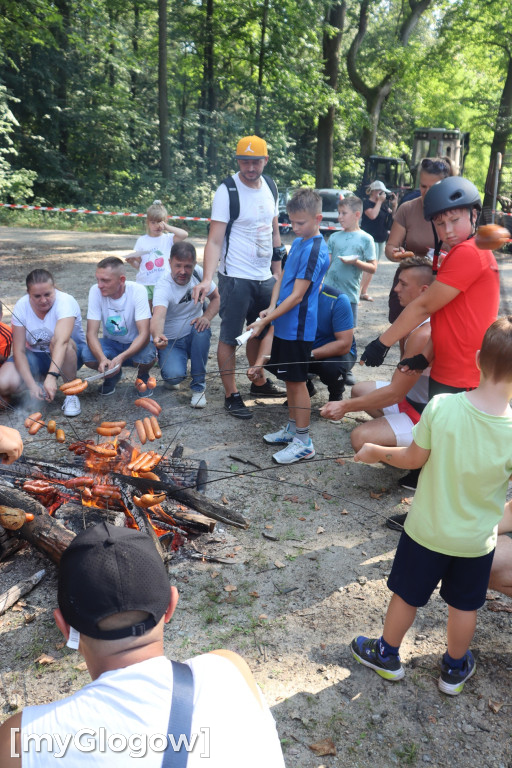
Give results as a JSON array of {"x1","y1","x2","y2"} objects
[{"x1": 235, "y1": 135, "x2": 268, "y2": 159}]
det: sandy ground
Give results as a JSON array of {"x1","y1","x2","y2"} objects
[{"x1": 1, "y1": 225, "x2": 512, "y2": 767}]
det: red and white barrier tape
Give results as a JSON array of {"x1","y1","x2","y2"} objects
[{"x1": 0, "y1": 201, "x2": 344, "y2": 230}]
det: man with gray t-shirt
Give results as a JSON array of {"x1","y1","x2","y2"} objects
[{"x1": 192, "y1": 135, "x2": 286, "y2": 419}]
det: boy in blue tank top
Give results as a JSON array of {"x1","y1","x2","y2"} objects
[{"x1": 247, "y1": 189, "x2": 329, "y2": 463}]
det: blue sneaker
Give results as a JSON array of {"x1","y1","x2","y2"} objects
[
  {"x1": 438, "y1": 650, "x2": 475, "y2": 696},
  {"x1": 351, "y1": 636, "x2": 405, "y2": 681},
  {"x1": 99, "y1": 377, "x2": 117, "y2": 396}
]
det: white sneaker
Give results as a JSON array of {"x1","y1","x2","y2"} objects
[
  {"x1": 62, "y1": 395, "x2": 81, "y2": 417},
  {"x1": 164, "y1": 381, "x2": 180, "y2": 390},
  {"x1": 273, "y1": 437, "x2": 315, "y2": 464},
  {"x1": 263, "y1": 426, "x2": 294, "y2": 445},
  {"x1": 190, "y1": 391, "x2": 207, "y2": 408}
]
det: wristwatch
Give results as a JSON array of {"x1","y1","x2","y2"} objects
[{"x1": 47, "y1": 371, "x2": 60, "y2": 379}]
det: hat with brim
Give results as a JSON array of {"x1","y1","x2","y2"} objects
[
  {"x1": 58, "y1": 522, "x2": 170, "y2": 640},
  {"x1": 367, "y1": 180, "x2": 390, "y2": 194},
  {"x1": 235, "y1": 135, "x2": 268, "y2": 159}
]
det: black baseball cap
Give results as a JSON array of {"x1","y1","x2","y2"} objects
[{"x1": 58, "y1": 522, "x2": 171, "y2": 640}]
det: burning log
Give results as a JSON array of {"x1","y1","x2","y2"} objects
[{"x1": 0, "y1": 486, "x2": 75, "y2": 564}]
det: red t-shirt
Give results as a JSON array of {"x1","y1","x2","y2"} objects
[
  {"x1": 0, "y1": 321, "x2": 12, "y2": 362},
  {"x1": 430, "y1": 238, "x2": 499, "y2": 388}
]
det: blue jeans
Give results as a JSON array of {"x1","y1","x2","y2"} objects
[
  {"x1": 83, "y1": 338, "x2": 156, "y2": 384},
  {"x1": 158, "y1": 327, "x2": 211, "y2": 392}
]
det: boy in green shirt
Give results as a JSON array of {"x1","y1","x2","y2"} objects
[{"x1": 351, "y1": 316, "x2": 512, "y2": 695}]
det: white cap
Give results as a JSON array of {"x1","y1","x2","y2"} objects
[{"x1": 367, "y1": 180, "x2": 391, "y2": 193}]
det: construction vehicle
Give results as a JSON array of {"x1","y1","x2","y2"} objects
[{"x1": 358, "y1": 128, "x2": 470, "y2": 201}]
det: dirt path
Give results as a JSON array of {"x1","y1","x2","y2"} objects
[{"x1": 1, "y1": 226, "x2": 511, "y2": 767}]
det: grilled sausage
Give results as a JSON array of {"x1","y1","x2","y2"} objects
[
  {"x1": 64, "y1": 476, "x2": 94, "y2": 489},
  {"x1": 60, "y1": 378, "x2": 82, "y2": 392},
  {"x1": 56, "y1": 429, "x2": 66, "y2": 443},
  {"x1": 135, "y1": 378, "x2": 147, "y2": 392},
  {"x1": 85, "y1": 443, "x2": 117, "y2": 457},
  {"x1": 96, "y1": 426, "x2": 122, "y2": 437},
  {"x1": 147, "y1": 377, "x2": 157, "y2": 390},
  {"x1": 150, "y1": 416, "x2": 162, "y2": 439},
  {"x1": 25, "y1": 412, "x2": 42, "y2": 428},
  {"x1": 134, "y1": 398, "x2": 162, "y2": 416},
  {"x1": 47, "y1": 419, "x2": 57, "y2": 434},
  {"x1": 62, "y1": 381, "x2": 88, "y2": 395},
  {"x1": 133, "y1": 492, "x2": 166, "y2": 508},
  {"x1": 100, "y1": 421, "x2": 127, "y2": 429},
  {"x1": 134, "y1": 420, "x2": 147, "y2": 445},
  {"x1": 143, "y1": 417, "x2": 155, "y2": 442},
  {"x1": 28, "y1": 420, "x2": 45, "y2": 435}
]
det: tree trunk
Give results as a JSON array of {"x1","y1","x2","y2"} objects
[
  {"x1": 254, "y1": 0, "x2": 270, "y2": 135},
  {"x1": 158, "y1": 0, "x2": 171, "y2": 179},
  {"x1": 198, "y1": 0, "x2": 215, "y2": 172},
  {"x1": 483, "y1": 53, "x2": 512, "y2": 211},
  {"x1": 346, "y1": 0, "x2": 432, "y2": 160},
  {"x1": 315, "y1": 1, "x2": 346, "y2": 188}
]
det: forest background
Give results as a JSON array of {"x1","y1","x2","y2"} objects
[{"x1": 0, "y1": 0, "x2": 511, "y2": 229}]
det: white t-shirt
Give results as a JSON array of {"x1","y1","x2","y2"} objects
[
  {"x1": 133, "y1": 233, "x2": 174, "y2": 285},
  {"x1": 11, "y1": 291, "x2": 86, "y2": 351},
  {"x1": 153, "y1": 266, "x2": 216, "y2": 340},
  {"x1": 21, "y1": 654, "x2": 285, "y2": 768},
  {"x1": 87, "y1": 282, "x2": 151, "y2": 344},
  {"x1": 211, "y1": 173, "x2": 278, "y2": 280}
]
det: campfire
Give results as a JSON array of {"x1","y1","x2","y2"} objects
[{"x1": 0, "y1": 420, "x2": 248, "y2": 566}]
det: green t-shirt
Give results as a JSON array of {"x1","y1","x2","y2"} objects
[
  {"x1": 325, "y1": 230, "x2": 376, "y2": 305},
  {"x1": 405, "y1": 393, "x2": 512, "y2": 557}
]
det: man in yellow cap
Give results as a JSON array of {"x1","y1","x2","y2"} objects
[{"x1": 193, "y1": 135, "x2": 286, "y2": 419}]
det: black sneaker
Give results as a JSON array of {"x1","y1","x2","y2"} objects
[
  {"x1": 399, "y1": 469, "x2": 420, "y2": 491},
  {"x1": 328, "y1": 386, "x2": 344, "y2": 401},
  {"x1": 225, "y1": 393, "x2": 253, "y2": 419},
  {"x1": 250, "y1": 379, "x2": 286, "y2": 398},
  {"x1": 438, "y1": 650, "x2": 475, "y2": 696},
  {"x1": 99, "y1": 377, "x2": 117, "y2": 396},
  {"x1": 386, "y1": 512, "x2": 407, "y2": 531},
  {"x1": 344, "y1": 370, "x2": 356, "y2": 386},
  {"x1": 351, "y1": 636, "x2": 404, "y2": 681}
]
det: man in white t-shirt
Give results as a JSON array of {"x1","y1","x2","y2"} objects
[
  {"x1": 151, "y1": 242, "x2": 220, "y2": 408},
  {"x1": 192, "y1": 135, "x2": 286, "y2": 419},
  {"x1": 84, "y1": 257, "x2": 156, "y2": 396},
  {"x1": 0, "y1": 522, "x2": 286, "y2": 768}
]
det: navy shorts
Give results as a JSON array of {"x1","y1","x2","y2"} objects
[
  {"x1": 218, "y1": 273, "x2": 276, "y2": 345},
  {"x1": 387, "y1": 531, "x2": 495, "y2": 611},
  {"x1": 268, "y1": 337, "x2": 313, "y2": 383}
]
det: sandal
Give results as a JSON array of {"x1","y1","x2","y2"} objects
[{"x1": 360, "y1": 294, "x2": 374, "y2": 302}]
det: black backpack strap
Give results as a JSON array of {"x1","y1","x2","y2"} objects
[
  {"x1": 221, "y1": 175, "x2": 239, "y2": 275},
  {"x1": 262, "y1": 174, "x2": 278, "y2": 203},
  {"x1": 161, "y1": 660, "x2": 194, "y2": 768}
]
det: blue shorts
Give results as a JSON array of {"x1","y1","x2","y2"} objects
[
  {"x1": 268, "y1": 337, "x2": 313, "y2": 383},
  {"x1": 83, "y1": 337, "x2": 156, "y2": 367},
  {"x1": 387, "y1": 531, "x2": 495, "y2": 611},
  {"x1": 9, "y1": 343, "x2": 86, "y2": 378}
]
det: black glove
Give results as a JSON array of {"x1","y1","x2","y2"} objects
[
  {"x1": 360, "y1": 338, "x2": 389, "y2": 367},
  {"x1": 272, "y1": 245, "x2": 287, "y2": 262},
  {"x1": 397, "y1": 353, "x2": 429, "y2": 372}
]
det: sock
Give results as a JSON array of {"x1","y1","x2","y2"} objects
[
  {"x1": 378, "y1": 636, "x2": 400, "y2": 658},
  {"x1": 443, "y1": 651, "x2": 465, "y2": 670},
  {"x1": 286, "y1": 419, "x2": 297, "y2": 435},
  {"x1": 295, "y1": 426, "x2": 310, "y2": 445}
]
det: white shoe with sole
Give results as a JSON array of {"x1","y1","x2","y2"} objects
[
  {"x1": 190, "y1": 391, "x2": 207, "y2": 408},
  {"x1": 273, "y1": 437, "x2": 315, "y2": 464},
  {"x1": 62, "y1": 395, "x2": 81, "y2": 417},
  {"x1": 263, "y1": 426, "x2": 294, "y2": 445}
]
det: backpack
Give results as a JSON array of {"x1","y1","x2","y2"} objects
[{"x1": 221, "y1": 174, "x2": 278, "y2": 271}]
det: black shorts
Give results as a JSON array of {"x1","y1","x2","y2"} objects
[
  {"x1": 268, "y1": 337, "x2": 313, "y2": 382},
  {"x1": 387, "y1": 531, "x2": 495, "y2": 611},
  {"x1": 218, "y1": 274, "x2": 276, "y2": 346}
]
